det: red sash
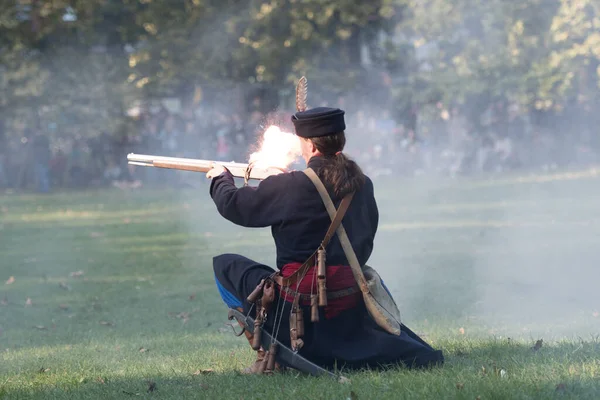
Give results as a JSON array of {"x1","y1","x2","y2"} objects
[{"x1": 279, "y1": 263, "x2": 361, "y2": 319}]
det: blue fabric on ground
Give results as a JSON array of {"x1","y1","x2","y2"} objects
[{"x1": 215, "y1": 274, "x2": 242, "y2": 308}]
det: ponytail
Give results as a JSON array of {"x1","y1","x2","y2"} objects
[{"x1": 309, "y1": 132, "x2": 365, "y2": 198}]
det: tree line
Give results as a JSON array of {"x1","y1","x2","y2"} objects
[{"x1": 0, "y1": 0, "x2": 598, "y2": 144}]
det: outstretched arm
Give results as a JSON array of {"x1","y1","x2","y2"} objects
[{"x1": 209, "y1": 169, "x2": 291, "y2": 228}]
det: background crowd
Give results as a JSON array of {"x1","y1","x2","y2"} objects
[{"x1": 2, "y1": 93, "x2": 598, "y2": 193}]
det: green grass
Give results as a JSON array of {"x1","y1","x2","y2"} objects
[{"x1": 1, "y1": 169, "x2": 600, "y2": 399}]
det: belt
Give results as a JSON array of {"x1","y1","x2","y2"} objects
[{"x1": 277, "y1": 283, "x2": 359, "y2": 302}]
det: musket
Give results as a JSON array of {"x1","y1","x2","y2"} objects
[{"x1": 127, "y1": 153, "x2": 286, "y2": 181}]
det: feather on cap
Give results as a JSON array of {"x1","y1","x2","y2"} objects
[{"x1": 295, "y1": 76, "x2": 307, "y2": 112}]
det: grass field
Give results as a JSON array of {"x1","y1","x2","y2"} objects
[{"x1": 1, "y1": 168, "x2": 600, "y2": 399}]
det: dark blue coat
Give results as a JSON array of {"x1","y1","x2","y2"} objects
[
  {"x1": 210, "y1": 156, "x2": 379, "y2": 269},
  {"x1": 210, "y1": 156, "x2": 444, "y2": 370}
]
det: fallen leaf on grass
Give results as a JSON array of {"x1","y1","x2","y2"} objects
[
  {"x1": 70, "y1": 271, "x2": 85, "y2": 278},
  {"x1": 532, "y1": 339, "x2": 543, "y2": 351},
  {"x1": 169, "y1": 312, "x2": 191, "y2": 323},
  {"x1": 556, "y1": 383, "x2": 566, "y2": 392},
  {"x1": 38, "y1": 367, "x2": 50, "y2": 373},
  {"x1": 5, "y1": 277, "x2": 15, "y2": 285},
  {"x1": 25, "y1": 298, "x2": 32, "y2": 306},
  {"x1": 34, "y1": 326, "x2": 47, "y2": 330},
  {"x1": 59, "y1": 282, "x2": 71, "y2": 291},
  {"x1": 456, "y1": 383, "x2": 464, "y2": 390},
  {"x1": 99, "y1": 321, "x2": 114, "y2": 327},
  {"x1": 123, "y1": 218, "x2": 131, "y2": 224},
  {"x1": 59, "y1": 304, "x2": 69, "y2": 310},
  {"x1": 97, "y1": 377, "x2": 106, "y2": 384},
  {"x1": 192, "y1": 369, "x2": 214, "y2": 375},
  {"x1": 459, "y1": 327, "x2": 465, "y2": 335},
  {"x1": 138, "y1": 347, "x2": 149, "y2": 353},
  {"x1": 147, "y1": 381, "x2": 157, "y2": 393}
]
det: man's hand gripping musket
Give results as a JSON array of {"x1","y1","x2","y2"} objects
[{"x1": 127, "y1": 153, "x2": 286, "y2": 183}]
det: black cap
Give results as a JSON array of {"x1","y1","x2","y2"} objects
[{"x1": 291, "y1": 107, "x2": 346, "y2": 138}]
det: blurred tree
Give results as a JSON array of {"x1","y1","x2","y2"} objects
[
  {"x1": 393, "y1": 0, "x2": 599, "y2": 128},
  {"x1": 545, "y1": 0, "x2": 600, "y2": 105},
  {"x1": 0, "y1": 0, "x2": 134, "y2": 141},
  {"x1": 121, "y1": 0, "x2": 404, "y2": 109},
  {"x1": 0, "y1": 0, "x2": 598, "y2": 143},
  {"x1": 0, "y1": 0, "x2": 48, "y2": 135},
  {"x1": 394, "y1": 0, "x2": 562, "y2": 124}
]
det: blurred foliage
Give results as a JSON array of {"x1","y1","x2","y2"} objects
[
  {"x1": 400, "y1": 0, "x2": 599, "y2": 114},
  {"x1": 0, "y1": 0, "x2": 598, "y2": 141}
]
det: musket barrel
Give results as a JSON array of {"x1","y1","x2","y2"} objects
[
  {"x1": 128, "y1": 153, "x2": 213, "y2": 166},
  {"x1": 126, "y1": 153, "x2": 286, "y2": 181},
  {"x1": 128, "y1": 153, "x2": 251, "y2": 169},
  {"x1": 127, "y1": 154, "x2": 156, "y2": 162}
]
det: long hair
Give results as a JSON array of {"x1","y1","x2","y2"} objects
[{"x1": 310, "y1": 132, "x2": 366, "y2": 197}]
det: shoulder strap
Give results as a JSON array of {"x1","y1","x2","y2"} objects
[
  {"x1": 277, "y1": 182, "x2": 353, "y2": 287},
  {"x1": 303, "y1": 168, "x2": 369, "y2": 294},
  {"x1": 320, "y1": 192, "x2": 353, "y2": 250}
]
